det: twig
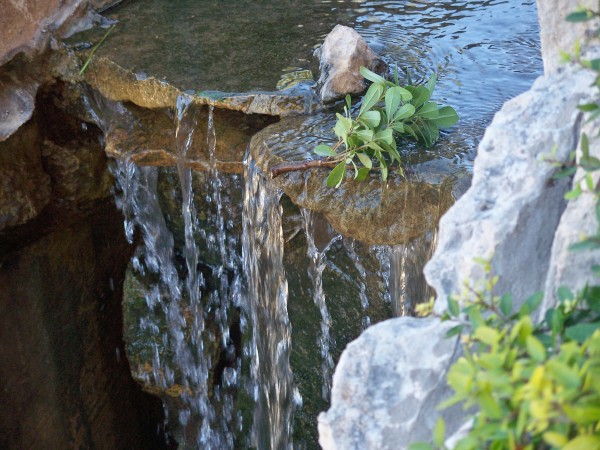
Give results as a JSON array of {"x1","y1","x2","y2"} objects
[
  {"x1": 79, "y1": 25, "x2": 116, "y2": 75},
  {"x1": 270, "y1": 159, "x2": 344, "y2": 178}
]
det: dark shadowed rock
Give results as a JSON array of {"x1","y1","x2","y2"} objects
[{"x1": 316, "y1": 25, "x2": 387, "y2": 104}]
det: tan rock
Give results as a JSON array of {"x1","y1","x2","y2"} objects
[{"x1": 316, "y1": 25, "x2": 386, "y2": 103}]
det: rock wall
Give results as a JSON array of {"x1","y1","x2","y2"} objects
[{"x1": 319, "y1": 1, "x2": 600, "y2": 448}]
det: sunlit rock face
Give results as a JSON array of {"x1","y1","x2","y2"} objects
[
  {"x1": 318, "y1": 318, "x2": 464, "y2": 450},
  {"x1": 425, "y1": 65, "x2": 596, "y2": 315},
  {"x1": 537, "y1": 0, "x2": 597, "y2": 74},
  {"x1": 315, "y1": 25, "x2": 386, "y2": 104}
]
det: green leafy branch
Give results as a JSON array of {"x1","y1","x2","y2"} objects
[
  {"x1": 412, "y1": 259, "x2": 600, "y2": 450},
  {"x1": 314, "y1": 67, "x2": 459, "y2": 188}
]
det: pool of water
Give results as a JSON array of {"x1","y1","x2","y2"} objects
[{"x1": 90, "y1": 0, "x2": 540, "y2": 123}]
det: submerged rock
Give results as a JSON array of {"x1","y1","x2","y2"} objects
[{"x1": 315, "y1": 25, "x2": 386, "y2": 103}]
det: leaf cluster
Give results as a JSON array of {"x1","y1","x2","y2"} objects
[
  {"x1": 314, "y1": 67, "x2": 458, "y2": 188},
  {"x1": 411, "y1": 260, "x2": 600, "y2": 450}
]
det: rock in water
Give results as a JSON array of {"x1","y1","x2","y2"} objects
[{"x1": 316, "y1": 25, "x2": 386, "y2": 103}]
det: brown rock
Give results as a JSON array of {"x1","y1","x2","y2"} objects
[
  {"x1": 0, "y1": 119, "x2": 51, "y2": 230},
  {"x1": 316, "y1": 25, "x2": 387, "y2": 103}
]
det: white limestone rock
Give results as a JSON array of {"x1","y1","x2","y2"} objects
[
  {"x1": 315, "y1": 25, "x2": 386, "y2": 104},
  {"x1": 318, "y1": 317, "x2": 464, "y2": 450},
  {"x1": 424, "y1": 65, "x2": 597, "y2": 314},
  {"x1": 537, "y1": 0, "x2": 598, "y2": 75},
  {"x1": 541, "y1": 116, "x2": 600, "y2": 313}
]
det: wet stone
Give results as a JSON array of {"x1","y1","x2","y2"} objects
[
  {"x1": 81, "y1": 56, "x2": 317, "y2": 116},
  {"x1": 250, "y1": 116, "x2": 470, "y2": 246}
]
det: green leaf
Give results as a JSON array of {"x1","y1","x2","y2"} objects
[
  {"x1": 546, "y1": 360, "x2": 580, "y2": 389},
  {"x1": 345, "y1": 94, "x2": 352, "y2": 110},
  {"x1": 354, "y1": 167, "x2": 370, "y2": 181},
  {"x1": 578, "y1": 103, "x2": 599, "y2": 112},
  {"x1": 390, "y1": 122, "x2": 404, "y2": 133},
  {"x1": 500, "y1": 293, "x2": 512, "y2": 316},
  {"x1": 566, "y1": 10, "x2": 594, "y2": 23},
  {"x1": 412, "y1": 120, "x2": 440, "y2": 147},
  {"x1": 446, "y1": 324, "x2": 465, "y2": 338},
  {"x1": 407, "y1": 443, "x2": 434, "y2": 450},
  {"x1": 408, "y1": 85, "x2": 431, "y2": 109},
  {"x1": 526, "y1": 335, "x2": 546, "y2": 362},
  {"x1": 361, "y1": 110, "x2": 381, "y2": 128},
  {"x1": 565, "y1": 323, "x2": 600, "y2": 343},
  {"x1": 554, "y1": 166, "x2": 577, "y2": 179},
  {"x1": 447, "y1": 296, "x2": 460, "y2": 317},
  {"x1": 393, "y1": 103, "x2": 416, "y2": 121},
  {"x1": 326, "y1": 161, "x2": 347, "y2": 188},
  {"x1": 562, "y1": 435, "x2": 600, "y2": 450},
  {"x1": 375, "y1": 128, "x2": 394, "y2": 146},
  {"x1": 314, "y1": 144, "x2": 337, "y2": 157},
  {"x1": 475, "y1": 326, "x2": 500, "y2": 346},
  {"x1": 479, "y1": 392, "x2": 502, "y2": 419},
  {"x1": 431, "y1": 106, "x2": 459, "y2": 128},
  {"x1": 433, "y1": 417, "x2": 445, "y2": 447},
  {"x1": 359, "y1": 83, "x2": 384, "y2": 117},
  {"x1": 359, "y1": 66, "x2": 386, "y2": 84},
  {"x1": 582, "y1": 133, "x2": 590, "y2": 160},
  {"x1": 570, "y1": 238, "x2": 600, "y2": 252},
  {"x1": 543, "y1": 431, "x2": 568, "y2": 448},
  {"x1": 558, "y1": 286, "x2": 574, "y2": 303},
  {"x1": 356, "y1": 128, "x2": 374, "y2": 142},
  {"x1": 427, "y1": 73, "x2": 437, "y2": 95},
  {"x1": 385, "y1": 86, "x2": 403, "y2": 120},
  {"x1": 403, "y1": 124, "x2": 417, "y2": 140},
  {"x1": 356, "y1": 152, "x2": 373, "y2": 169},
  {"x1": 416, "y1": 102, "x2": 440, "y2": 120}
]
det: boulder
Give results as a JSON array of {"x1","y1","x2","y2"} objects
[
  {"x1": 317, "y1": 318, "x2": 464, "y2": 450},
  {"x1": 424, "y1": 64, "x2": 597, "y2": 314},
  {"x1": 541, "y1": 115, "x2": 600, "y2": 313},
  {"x1": 315, "y1": 25, "x2": 386, "y2": 103},
  {"x1": 537, "y1": 0, "x2": 598, "y2": 74}
]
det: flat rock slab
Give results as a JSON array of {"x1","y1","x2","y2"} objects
[
  {"x1": 82, "y1": 56, "x2": 317, "y2": 116},
  {"x1": 250, "y1": 116, "x2": 470, "y2": 246}
]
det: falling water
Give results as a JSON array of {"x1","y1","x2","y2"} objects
[
  {"x1": 242, "y1": 156, "x2": 298, "y2": 450},
  {"x1": 301, "y1": 208, "x2": 341, "y2": 400},
  {"x1": 375, "y1": 230, "x2": 438, "y2": 316},
  {"x1": 343, "y1": 239, "x2": 371, "y2": 329}
]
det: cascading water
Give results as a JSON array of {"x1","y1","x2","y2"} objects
[
  {"x1": 300, "y1": 208, "x2": 341, "y2": 400},
  {"x1": 241, "y1": 155, "x2": 299, "y2": 450},
  {"x1": 375, "y1": 229, "x2": 437, "y2": 317}
]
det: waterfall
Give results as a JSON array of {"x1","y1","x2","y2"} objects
[
  {"x1": 242, "y1": 155, "x2": 298, "y2": 450},
  {"x1": 301, "y1": 208, "x2": 341, "y2": 400}
]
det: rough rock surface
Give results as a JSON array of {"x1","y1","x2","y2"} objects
[
  {"x1": 0, "y1": 201, "x2": 169, "y2": 450},
  {"x1": 425, "y1": 65, "x2": 596, "y2": 314},
  {"x1": 541, "y1": 117, "x2": 600, "y2": 313},
  {"x1": 318, "y1": 318, "x2": 464, "y2": 450},
  {"x1": 316, "y1": 25, "x2": 386, "y2": 103},
  {"x1": 537, "y1": 0, "x2": 597, "y2": 74},
  {"x1": 0, "y1": 0, "x2": 118, "y2": 66},
  {"x1": 0, "y1": 120, "x2": 51, "y2": 230}
]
